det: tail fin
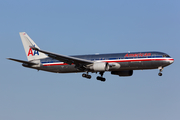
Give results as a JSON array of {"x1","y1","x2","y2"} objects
[{"x1": 19, "y1": 32, "x2": 47, "y2": 61}]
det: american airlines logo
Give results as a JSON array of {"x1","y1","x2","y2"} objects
[
  {"x1": 27, "y1": 45, "x2": 39, "y2": 56},
  {"x1": 124, "y1": 53, "x2": 151, "y2": 57}
]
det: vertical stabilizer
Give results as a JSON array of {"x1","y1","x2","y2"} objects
[{"x1": 19, "y1": 32, "x2": 47, "y2": 61}]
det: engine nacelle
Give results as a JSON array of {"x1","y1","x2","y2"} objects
[
  {"x1": 109, "y1": 62, "x2": 120, "y2": 70},
  {"x1": 90, "y1": 62, "x2": 109, "y2": 72},
  {"x1": 111, "y1": 70, "x2": 133, "y2": 76}
]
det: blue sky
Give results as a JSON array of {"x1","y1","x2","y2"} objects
[{"x1": 1, "y1": 0, "x2": 180, "y2": 120}]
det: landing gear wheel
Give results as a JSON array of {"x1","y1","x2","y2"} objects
[
  {"x1": 97, "y1": 76, "x2": 106, "y2": 82},
  {"x1": 82, "y1": 73, "x2": 91, "y2": 79},
  {"x1": 97, "y1": 76, "x2": 101, "y2": 80},
  {"x1": 82, "y1": 73, "x2": 87, "y2": 77},
  {"x1": 101, "y1": 78, "x2": 106, "y2": 82},
  {"x1": 86, "y1": 75, "x2": 91, "y2": 79},
  {"x1": 158, "y1": 73, "x2": 162, "y2": 76}
]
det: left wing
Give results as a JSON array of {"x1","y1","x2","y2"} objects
[
  {"x1": 7, "y1": 58, "x2": 38, "y2": 65},
  {"x1": 30, "y1": 46, "x2": 93, "y2": 66}
]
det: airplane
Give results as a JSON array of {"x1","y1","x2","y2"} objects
[{"x1": 7, "y1": 32, "x2": 174, "y2": 82}]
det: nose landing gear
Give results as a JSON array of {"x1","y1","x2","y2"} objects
[{"x1": 158, "y1": 66, "x2": 163, "y2": 76}]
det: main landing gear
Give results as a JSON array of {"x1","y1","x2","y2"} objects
[
  {"x1": 82, "y1": 72, "x2": 106, "y2": 82},
  {"x1": 82, "y1": 72, "x2": 91, "y2": 79},
  {"x1": 96, "y1": 72, "x2": 106, "y2": 82},
  {"x1": 158, "y1": 66, "x2": 163, "y2": 76}
]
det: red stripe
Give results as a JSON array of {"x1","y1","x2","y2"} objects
[
  {"x1": 43, "y1": 58, "x2": 174, "y2": 66},
  {"x1": 43, "y1": 63, "x2": 69, "y2": 66}
]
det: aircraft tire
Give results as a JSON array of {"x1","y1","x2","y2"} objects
[
  {"x1": 97, "y1": 76, "x2": 106, "y2": 82},
  {"x1": 82, "y1": 74, "x2": 87, "y2": 77},
  {"x1": 101, "y1": 78, "x2": 106, "y2": 82},
  {"x1": 86, "y1": 75, "x2": 91, "y2": 79},
  {"x1": 158, "y1": 73, "x2": 162, "y2": 76}
]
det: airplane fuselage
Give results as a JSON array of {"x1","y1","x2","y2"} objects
[{"x1": 24, "y1": 51, "x2": 174, "y2": 73}]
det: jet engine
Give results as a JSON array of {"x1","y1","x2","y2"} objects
[
  {"x1": 90, "y1": 62, "x2": 109, "y2": 71},
  {"x1": 111, "y1": 70, "x2": 133, "y2": 76}
]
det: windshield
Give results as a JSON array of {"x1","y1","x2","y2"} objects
[{"x1": 163, "y1": 54, "x2": 170, "y2": 57}]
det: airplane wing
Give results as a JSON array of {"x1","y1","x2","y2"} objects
[
  {"x1": 30, "y1": 46, "x2": 93, "y2": 65},
  {"x1": 7, "y1": 58, "x2": 38, "y2": 65}
]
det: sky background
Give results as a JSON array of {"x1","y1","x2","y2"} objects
[{"x1": 0, "y1": 0, "x2": 180, "y2": 120}]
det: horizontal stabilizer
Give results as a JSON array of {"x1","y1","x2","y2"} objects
[{"x1": 7, "y1": 58, "x2": 38, "y2": 65}]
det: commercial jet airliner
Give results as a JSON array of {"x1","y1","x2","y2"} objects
[{"x1": 7, "y1": 32, "x2": 174, "y2": 81}]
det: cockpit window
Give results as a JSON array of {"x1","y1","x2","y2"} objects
[{"x1": 163, "y1": 54, "x2": 170, "y2": 57}]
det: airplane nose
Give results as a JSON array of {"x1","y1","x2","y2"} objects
[{"x1": 169, "y1": 58, "x2": 174, "y2": 64}]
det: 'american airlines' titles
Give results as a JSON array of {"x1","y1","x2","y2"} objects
[{"x1": 124, "y1": 53, "x2": 151, "y2": 57}]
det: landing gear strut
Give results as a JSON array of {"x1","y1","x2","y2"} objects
[
  {"x1": 82, "y1": 72, "x2": 91, "y2": 79},
  {"x1": 158, "y1": 66, "x2": 163, "y2": 76},
  {"x1": 96, "y1": 72, "x2": 106, "y2": 82}
]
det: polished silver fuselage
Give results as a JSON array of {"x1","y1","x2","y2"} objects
[{"x1": 24, "y1": 51, "x2": 174, "y2": 73}]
